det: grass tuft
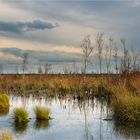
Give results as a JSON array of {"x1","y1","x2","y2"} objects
[
  {"x1": 112, "y1": 89, "x2": 140, "y2": 122},
  {"x1": 0, "y1": 94, "x2": 9, "y2": 111},
  {"x1": 34, "y1": 106, "x2": 51, "y2": 120},
  {"x1": 0, "y1": 131, "x2": 12, "y2": 140},
  {"x1": 13, "y1": 107, "x2": 29, "y2": 123}
]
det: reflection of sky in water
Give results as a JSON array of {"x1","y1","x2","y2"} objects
[{"x1": 0, "y1": 95, "x2": 139, "y2": 140}]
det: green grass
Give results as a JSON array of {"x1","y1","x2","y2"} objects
[
  {"x1": 0, "y1": 131, "x2": 12, "y2": 140},
  {"x1": 0, "y1": 94, "x2": 9, "y2": 111},
  {"x1": 34, "y1": 106, "x2": 51, "y2": 120},
  {"x1": 13, "y1": 107, "x2": 29, "y2": 123}
]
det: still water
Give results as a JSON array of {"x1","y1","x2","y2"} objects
[{"x1": 0, "y1": 95, "x2": 139, "y2": 140}]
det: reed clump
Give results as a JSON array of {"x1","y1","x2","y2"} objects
[
  {"x1": 112, "y1": 87, "x2": 140, "y2": 122},
  {"x1": 34, "y1": 106, "x2": 51, "y2": 120},
  {"x1": 13, "y1": 107, "x2": 29, "y2": 123}
]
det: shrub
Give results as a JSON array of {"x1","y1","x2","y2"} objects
[
  {"x1": 13, "y1": 107, "x2": 29, "y2": 123},
  {"x1": 34, "y1": 106, "x2": 51, "y2": 120}
]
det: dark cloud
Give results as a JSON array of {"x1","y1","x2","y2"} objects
[
  {"x1": 0, "y1": 20, "x2": 58, "y2": 33},
  {"x1": 0, "y1": 47, "x2": 82, "y2": 64}
]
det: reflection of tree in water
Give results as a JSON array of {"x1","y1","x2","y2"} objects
[
  {"x1": 13, "y1": 122, "x2": 28, "y2": 134},
  {"x1": 34, "y1": 120, "x2": 50, "y2": 130},
  {"x1": 78, "y1": 97, "x2": 108, "y2": 140},
  {"x1": 114, "y1": 121, "x2": 140, "y2": 140},
  {"x1": 83, "y1": 100, "x2": 94, "y2": 140},
  {"x1": 55, "y1": 96, "x2": 95, "y2": 140}
]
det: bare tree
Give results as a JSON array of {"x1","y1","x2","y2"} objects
[
  {"x1": 0, "y1": 64, "x2": 3, "y2": 74},
  {"x1": 63, "y1": 66, "x2": 69, "y2": 74},
  {"x1": 120, "y1": 39, "x2": 132, "y2": 73},
  {"x1": 105, "y1": 37, "x2": 113, "y2": 74},
  {"x1": 72, "y1": 60, "x2": 78, "y2": 74},
  {"x1": 96, "y1": 33, "x2": 104, "y2": 74},
  {"x1": 22, "y1": 52, "x2": 28, "y2": 74},
  {"x1": 120, "y1": 38, "x2": 129, "y2": 73},
  {"x1": 44, "y1": 63, "x2": 51, "y2": 74},
  {"x1": 15, "y1": 64, "x2": 19, "y2": 74},
  {"x1": 81, "y1": 35, "x2": 93, "y2": 74},
  {"x1": 38, "y1": 65, "x2": 43, "y2": 74},
  {"x1": 126, "y1": 50, "x2": 131, "y2": 73},
  {"x1": 114, "y1": 45, "x2": 118, "y2": 74},
  {"x1": 131, "y1": 47, "x2": 139, "y2": 73}
]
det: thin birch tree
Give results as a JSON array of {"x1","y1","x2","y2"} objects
[{"x1": 81, "y1": 35, "x2": 93, "y2": 74}]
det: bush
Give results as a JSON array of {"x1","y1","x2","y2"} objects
[
  {"x1": 13, "y1": 107, "x2": 29, "y2": 123},
  {"x1": 34, "y1": 106, "x2": 51, "y2": 120}
]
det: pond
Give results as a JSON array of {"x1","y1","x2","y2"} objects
[{"x1": 0, "y1": 95, "x2": 139, "y2": 140}]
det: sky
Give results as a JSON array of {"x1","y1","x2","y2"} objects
[{"x1": 0, "y1": 0, "x2": 140, "y2": 73}]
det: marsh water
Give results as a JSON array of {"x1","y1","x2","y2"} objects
[{"x1": 0, "y1": 95, "x2": 140, "y2": 140}]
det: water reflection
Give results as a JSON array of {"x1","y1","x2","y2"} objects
[
  {"x1": 0, "y1": 108, "x2": 9, "y2": 116},
  {"x1": 13, "y1": 122, "x2": 28, "y2": 134},
  {"x1": 34, "y1": 120, "x2": 50, "y2": 130},
  {"x1": 114, "y1": 121, "x2": 140, "y2": 139},
  {"x1": 0, "y1": 95, "x2": 139, "y2": 140},
  {"x1": 83, "y1": 100, "x2": 94, "y2": 140}
]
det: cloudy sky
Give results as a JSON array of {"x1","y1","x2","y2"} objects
[{"x1": 0, "y1": 0, "x2": 140, "y2": 73}]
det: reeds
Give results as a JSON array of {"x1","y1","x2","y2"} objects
[{"x1": 112, "y1": 88, "x2": 140, "y2": 122}]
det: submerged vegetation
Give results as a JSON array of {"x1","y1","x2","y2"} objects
[
  {"x1": 13, "y1": 107, "x2": 29, "y2": 123},
  {"x1": 34, "y1": 106, "x2": 51, "y2": 120}
]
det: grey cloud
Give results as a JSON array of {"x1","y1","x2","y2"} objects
[
  {"x1": 0, "y1": 20, "x2": 58, "y2": 33},
  {"x1": 0, "y1": 48, "x2": 82, "y2": 64},
  {"x1": 1, "y1": 1, "x2": 140, "y2": 50}
]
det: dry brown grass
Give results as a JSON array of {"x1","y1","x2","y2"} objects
[{"x1": 0, "y1": 74, "x2": 140, "y2": 122}]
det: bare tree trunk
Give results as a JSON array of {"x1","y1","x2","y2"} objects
[
  {"x1": 0, "y1": 64, "x2": 3, "y2": 74},
  {"x1": 81, "y1": 35, "x2": 93, "y2": 74},
  {"x1": 21, "y1": 52, "x2": 29, "y2": 93},
  {"x1": 120, "y1": 39, "x2": 127, "y2": 84},
  {"x1": 44, "y1": 63, "x2": 51, "y2": 74},
  {"x1": 96, "y1": 33, "x2": 104, "y2": 74},
  {"x1": 105, "y1": 37, "x2": 113, "y2": 74},
  {"x1": 114, "y1": 46, "x2": 118, "y2": 74},
  {"x1": 22, "y1": 52, "x2": 28, "y2": 74},
  {"x1": 131, "y1": 47, "x2": 139, "y2": 74}
]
